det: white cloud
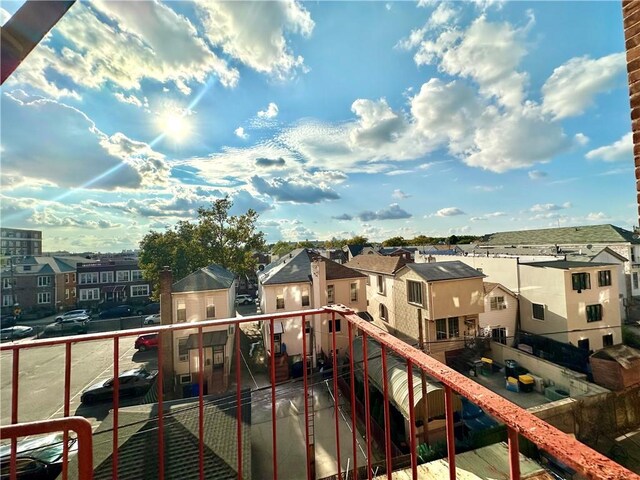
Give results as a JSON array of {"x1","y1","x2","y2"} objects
[
  {"x1": 473, "y1": 185, "x2": 503, "y2": 192},
  {"x1": 258, "y1": 102, "x2": 279, "y2": 119},
  {"x1": 542, "y1": 53, "x2": 626, "y2": 119},
  {"x1": 114, "y1": 92, "x2": 148, "y2": 109},
  {"x1": 235, "y1": 127, "x2": 249, "y2": 139},
  {"x1": 392, "y1": 189, "x2": 411, "y2": 199},
  {"x1": 471, "y1": 211, "x2": 505, "y2": 221},
  {"x1": 585, "y1": 132, "x2": 632, "y2": 162},
  {"x1": 251, "y1": 174, "x2": 340, "y2": 204},
  {"x1": 197, "y1": 1, "x2": 314, "y2": 79},
  {"x1": 530, "y1": 202, "x2": 571, "y2": 213},
  {"x1": 435, "y1": 207, "x2": 466, "y2": 217},
  {"x1": 1, "y1": 7, "x2": 11, "y2": 26},
  {"x1": 528, "y1": 170, "x2": 547, "y2": 180},
  {"x1": 358, "y1": 204, "x2": 412, "y2": 221},
  {"x1": 574, "y1": 133, "x2": 589, "y2": 146},
  {"x1": 586, "y1": 212, "x2": 609, "y2": 221}
]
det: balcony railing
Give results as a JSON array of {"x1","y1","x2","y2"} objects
[{"x1": 0, "y1": 305, "x2": 637, "y2": 480}]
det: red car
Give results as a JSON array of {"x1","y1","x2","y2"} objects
[{"x1": 134, "y1": 334, "x2": 158, "y2": 351}]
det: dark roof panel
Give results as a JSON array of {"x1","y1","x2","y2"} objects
[
  {"x1": 523, "y1": 261, "x2": 616, "y2": 270},
  {"x1": 404, "y1": 261, "x2": 484, "y2": 282},
  {"x1": 172, "y1": 264, "x2": 235, "y2": 292},
  {"x1": 481, "y1": 224, "x2": 638, "y2": 245},
  {"x1": 345, "y1": 254, "x2": 410, "y2": 275}
]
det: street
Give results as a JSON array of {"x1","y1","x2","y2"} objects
[{"x1": 0, "y1": 334, "x2": 157, "y2": 429}]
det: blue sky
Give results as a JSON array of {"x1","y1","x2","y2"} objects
[{"x1": 0, "y1": 1, "x2": 636, "y2": 252}]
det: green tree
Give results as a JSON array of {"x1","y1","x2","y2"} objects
[
  {"x1": 382, "y1": 236, "x2": 407, "y2": 247},
  {"x1": 346, "y1": 235, "x2": 368, "y2": 245},
  {"x1": 139, "y1": 197, "x2": 265, "y2": 298},
  {"x1": 411, "y1": 235, "x2": 437, "y2": 245},
  {"x1": 324, "y1": 237, "x2": 345, "y2": 249},
  {"x1": 271, "y1": 241, "x2": 295, "y2": 258},
  {"x1": 448, "y1": 234, "x2": 459, "y2": 245}
]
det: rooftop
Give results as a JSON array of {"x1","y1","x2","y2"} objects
[
  {"x1": 172, "y1": 264, "x2": 236, "y2": 293},
  {"x1": 523, "y1": 261, "x2": 616, "y2": 270},
  {"x1": 481, "y1": 224, "x2": 639, "y2": 246},
  {"x1": 345, "y1": 253, "x2": 410, "y2": 275},
  {"x1": 403, "y1": 261, "x2": 485, "y2": 282}
]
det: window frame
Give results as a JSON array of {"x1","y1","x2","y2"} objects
[
  {"x1": 79, "y1": 288, "x2": 99, "y2": 301},
  {"x1": 116, "y1": 270, "x2": 130, "y2": 282},
  {"x1": 571, "y1": 272, "x2": 591, "y2": 291},
  {"x1": 79, "y1": 272, "x2": 98, "y2": 284},
  {"x1": 586, "y1": 304, "x2": 603, "y2": 323},
  {"x1": 212, "y1": 345, "x2": 224, "y2": 368},
  {"x1": 130, "y1": 270, "x2": 144, "y2": 281},
  {"x1": 130, "y1": 284, "x2": 149, "y2": 297},
  {"x1": 350, "y1": 282, "x2": 358, "y2": 303},
  {"x1": 602, "y1": 333, "x2": 614, "y2": 348},
  {"x1": 206, "y1": 301, "x2": 216, "y2": 319},
  {"x1": 436, "y1": 318, "x2": 447, "y2": 340},
  {"x1": 379, "y1": 303, "x2": 387, "y2": 322},
  {"x1": 301, "y1": 286, "x2": 310, "y2": 307},
  {"x1": 178, "y1": 338, "x2": 188, "y2": 362},
  {"x1": 490, "y1": 296, "x2": 506, "y2": 311},
  {"x1": 37, "y1": 276, "x2": 51, "y2": 287},
  {"x1": 448, "y1": 317, "x2": 460, "y2": 338},
  {"x1": 99, "y1": 271, "x2": 114, "y2": 284},
  {"x1": 377, "y1": 275, "x2": 385, "y2": 295},
  {"x1": 37, "y1": 292, "x2": 51, "y2": 304},
  {"x1": 532, "y1": 303, "x2": 545, "y2": 321},
  {"x1": 407, "y1": 280, "x2": 423, "y2": 306},
  {"x1": 276, "y1": 293, "x2": 285, "y2": 310},
  {"x1": 597, "y1": 270, "x2": 612, "y2": 287},
  {"x1": 273, "y1": 333, "x2": 282, "y2": 354},
  {"x1": 327, "y1": 284, "x2": 335, "y2": 304},
  {"x1": 328, "y1": 318, "x2": 341, "y2": 333},
  {"x1": 176, "y1": 301, "x2": 186, "y2": 323},
  {"x1": 577, "y1": 338, "x2": 590, "y2": 351}
]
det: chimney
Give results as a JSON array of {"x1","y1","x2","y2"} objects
[{"x1": 159, "y1": 267, "x2": 175, "y2": 397}]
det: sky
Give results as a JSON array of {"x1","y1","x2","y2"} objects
[{"x1": 0, "y1": 1, "x2": 636, "y2": 252}]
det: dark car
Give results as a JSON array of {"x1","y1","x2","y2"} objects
[
  {"x1": 43, "y1": 317, "x2": 87, "y2": 336},
  {"x1": 97, "y1": 305, "x2": 132, "y2": 319},
  {"x1": 80, "y1": 367, "x2": 158, "y2": 404},
  {"x1": 0, "y1": 326, "x2": 34, "y2": 342},
  {"x1": 0, "y1": 432, "x2": 77, "y2": 479},
  {"x1": 134, "y1": 333, "x2": 158, "y2": 351},
  {"x1": 0, "y1": 315, "x2": 16, "y2": 329},
  {"x1": 136, "y1": 302, "x2": 159, "y2": 315}
]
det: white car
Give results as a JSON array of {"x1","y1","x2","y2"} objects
[
  {"x1": 143, "y1": 313, "x2": 161, "y2": 325},
  {"x1": 235, "y1": 294, "x2": 254, "y2": 305},
  {"x1": 55, "y1": 309, "x2": 90, "y2": 322}
]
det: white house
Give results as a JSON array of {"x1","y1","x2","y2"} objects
[
  {"x1": 258, "y1": 249, "x2": 367, "y2": 374},
  {"x1": 169, "y1": 264, "x2": 236, "y2": 394},
  {"x1": 479, "y1": 282, "x2": 518, "y2": 345}
]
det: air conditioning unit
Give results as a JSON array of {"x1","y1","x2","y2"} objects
[{"x1": 529, "y1": 374, "x2": 545, "y2": 393}]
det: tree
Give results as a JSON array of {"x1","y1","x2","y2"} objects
[
  {"x1": 324, "y1": 237, "x2": 345, "y2": 249},
  {"x1": 296, "y1": 240, "x2": 315, "y2": 249},
  {"x1": 139, "y1": 197, "x2": 266, "y2": 298},
  {"x1": 411, "y1": 235, "x2": 437, "y2": 245},
  {"x1": 448, "y1": 234, "x2": 459, "y2": 245},
  {"x1": 382, "y1": 236, "x2": 407, "y2": 247},
  {"x1": 346, "y1": 235, "x2": 368, "y2": 245},
  {"x1": 271, "y1": 240, "x2": 295, "y2": 258}
]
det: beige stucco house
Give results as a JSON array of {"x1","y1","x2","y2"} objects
[
  {"x1": 258, "y1": 249, "x2": 367, "y2": 372},
  {"x1": 392, "y1": 262, "x2": 485, "y2": 364},
  {"x1": 344, "y1": 254, "x2": 410, "y2": 333},
  {"x1": 169, "y1": 264, "x2": 237, "y2": 394},
  {"x1": 479, "y1": 282, "x2": 518, "y2": 345},
  {"x1": 519, "y1": 261, "x2": 622, "y2": 352}
]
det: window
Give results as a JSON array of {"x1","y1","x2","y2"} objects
[
  {"x1": 116, "y1": 270, "x2": 130, "y2": 282},
  {"x1": 577, "y1": 338, "x2": 590, "y2": 351},
  {"x1": 490, "y1": 296, "x2": 506, "y2": 311},
  {"x1": 273, "y1": 333, "x2": 282, "y2": 354},
  {"x1": 2, "y1": 295, "x2": 13, "y2": 306},
  {"x1": 179, "y1": 374, "x2": 191, "y2": 384},
  {"x1": 79, "y1": 288, "x2": 99, "y2": 301},
  {"x1": 176, "y1": 301, "x2": 186, "y2": 322},
  {"x1": 206, "y1": 300, "x2": 215, "y2": 318},
  {"x1": 131, "y1": 285, "x2": 149, "y2": 297},
  {"x1": 72, "y1": 273, "x2": 76, "y2": 283},
  {"x1": 65, "y1": 273, "x2": 70, "y2": 284},
  {"x1": 327, "y1": 284, "x2": 335, "y2": 304},
  {"x1": 436, "y1": 319, "x2": 447, "y2": 340},
  {"x1": 37, "y1": 292, "x2": 51, "y2": 304},
  {"x1": 377, "y1": 275, "x2": 385, "y2": 294},
  {"x1": 79, "y1": 272, "x2": 98, "y2": 284},
  {"x1": 407, "y1": 280, "x2": 423, "y2": 306},
  {"x1": 586, "y1": 304, "x2": 603, "y2": 322},
  {"x1": 213, "y1": 345, "x2": 224, "y2": 368},
  {"x1": 366, "y1": 275, "x2": 370, "y2": 286},
  {"x1": 37, "y1": 276, "x2": 51, "y2": 287},
  {"x1": 178, "y1": 338, "x2": 188, "y2": 362},
  {"x1": 492, "y1": 327, "x2": 507, "y2": 345},
  {"x1": 276, "y1": 293, "x2": 285, "y2": 309},
  {"x1": 532, "y1": 303, "x2": 545, "y2": 321},
  {"x1": 379, "y1": 304, "x2": 387, "y2": 322},
  {"x1": 634, "y1": 273, "x2": 639, "y2": 290},
  {"x1": 72, "y1": 289, "x2": 76, "y2": 298},
  {"x1": 328, "y1": 318, "x2": 341, "y2": 333},
  {"x1": 571, "y1": 272, "x2": 590, "y2": 291},
  {"x1": 301, "y1": 287, "x2": 310, "y2": 307},
  {"x1": 2, "y1": 278, "x2": 12, "y2": 289},
  {"x1": 448, "y1": 317, "x2": 460, "y2": 338},
  {"x1": 597, "y1": 270, "x2": 611, "y2": 287},
  {"x1": 65, "y1": 289, "x2": 70, "y2": 300},
  {"x1": 100, "y1": 271, "x2": 113, "y2": 283},
  {"x1": 130, "y1": 270, "x2": 143, "y2": 281},
  {"x1": 633, "y1": 248, "x2": 637, "y2": 263},
  {"x1": 350, "y1": 282, "x2": 358, "y2": 302}
]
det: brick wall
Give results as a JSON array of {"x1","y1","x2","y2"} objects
[{"x1": 624, "y1": 0, "x2": 640, "y2": 224}]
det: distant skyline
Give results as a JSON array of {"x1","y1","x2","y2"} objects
[{"x1": 0, "y1": 1, "x2": 636, "y2": 252}]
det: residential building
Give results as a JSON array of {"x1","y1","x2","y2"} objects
[
  {"x1": 519, "y1": 261, "x2": 622, "y2": 352},
  {"x1": 344, "y1": 254, "x2": 411, "y2": 332},
  {"x1": 0, "y1": 228, "x2": 42, "y2": 257},
  {"x1": 479, "y1": 282, "x2": 518, "y2": 345},
  {"x1": 168, "y1": 264, "x2": 237, "y2": 394},
  {"x1": 258, "y1": 249, "x2": 367, "y2": 371},
  {"x1": 393, "y1": 261, "x2": 485, "y2": 364},
  {"x1": 76, "y1": 259, "x2": 151, "y2": 309},
  {"x1": 342, "y1": 244, "x2": 365, "y2": 262}
]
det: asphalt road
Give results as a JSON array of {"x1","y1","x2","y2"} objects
[{"x1": 0, "y1": 335, "x2": 158, "y2": 429}]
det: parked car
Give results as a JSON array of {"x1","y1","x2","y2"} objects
[
  {"x1": 0, "y1": 315, "x2": 16, "y2": 329},
  {"x1": 143, "y1": 313, "x2": 160, "y2": 325},
  {"x1": 97, "y1": 305, "x2": 132, "y2": 319},
  {"x1": 0, "y1": 326, "x2": 34, "y2": 341},
  {"x1": 55, "y1": 309, "x2": 90, "y2": 322},
  {"x1": 0, "y1": 432, "x2": 78, "y2": 480},
  {"x1": 80, "y1": 367, "x2": 158, "y2": 404},
  {"x1": 43, "y1": 318, "x2": 88, "y2": 336},
  {"x1": 235, "y1": 294, "x2": 254, "y2": 305},
  {"x1": 135, "y1": 334, "x2": 158, "y2": 351},
  {"x1": 138, "y1": 302, "x2": 159, "y2": 315}
]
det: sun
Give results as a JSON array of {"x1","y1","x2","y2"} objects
[{"x1": 158, "y1": 110, "x2": 192, "y2": 142}]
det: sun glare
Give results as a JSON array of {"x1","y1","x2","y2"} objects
[{"x1": 158, "y1": 110, "x2": 192, "y2": 142}]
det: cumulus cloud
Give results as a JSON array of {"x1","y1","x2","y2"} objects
[
  {"x1": 197, "y1": 1, "x2": 313, "y2": 79},
  {"x1": 332, "y1": 214, "x2": 353, "y2": 221},
  {"x1": 255, "y1": 157, "x2": 286, "y2": 167},
  {"x1": 528, "y1": 170, "x2": 548, "y2": 180},
  {"x1": 392, "y1": 189, "x2": 411, "y2": 199},
  {"x1": 542, "y1": 53, "x2": 626, "y2": 119},
  {"x1": 258, "y1": 102, "x2": 280, "y2": 119},
  {"x1": 358, "y1": 204, "x2": 412, "y2": 221},
  {"x1": 585, "y1": 132, "x2": 632, "y2": 162},
  {"x1": 250, "y1": 175, "x2": 340, "y2": 204},
  {"x1": 586, "y1": 212, "x2": 609, "y2": 221},
  {"x1": 235, "y1": 127, "x2": 248, "y2": 139},
  {"x1": 530, "y1": 202, "x2": 571, "y2": 212},
  {"x1": 114, "y1": 92, "x2": 148, "y2": 109},
  {"x1": 2, "y1": 92, "x2": 168, "y2": 190},
  {"x1": 471, "y1": 211, "x2": 506, "y2": 221},
  {"x1": 435, "y1": 207, "x2": 466, "y2": 217}
]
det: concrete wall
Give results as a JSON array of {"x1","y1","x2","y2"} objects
[
  {"x1": 360, "y1": 272, "x2": 397, "y2": 329},
  {"x1": 479, "y1": 285, "x2": 517, "y2": 338}
]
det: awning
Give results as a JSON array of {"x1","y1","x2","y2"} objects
[
  {"x1": 351, "y1": 336, "x2": 462, "y2": 421},
  {"x1": 357, "y1": 311, "x2": 374, "y2": 322},
  {"x1": 101, "y1": 285, "x2": 126, "y2": 293},
  {"x1": 273, "y1": 321, "x2": 284, "y2": 334},
  {"x1": 186, "y1": 330, "x2": 228, "y2": 349}
]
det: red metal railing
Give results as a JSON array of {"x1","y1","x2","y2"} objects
[{"x1": 0, "y1": 305, "x2": 637, "y2": 480}]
